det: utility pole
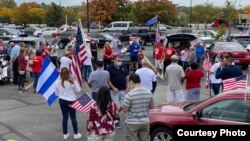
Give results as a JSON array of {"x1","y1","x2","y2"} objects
[
  {"x1": 190, "y1": 0, "x2": 192, "y2": 28},
  {"x1": 87, "y1": 0, "x2": 90, "y2": 33}
]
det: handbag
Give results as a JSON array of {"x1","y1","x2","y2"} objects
[{"x1": 19, "y1": 70, "x2": 25, "y2": 75}]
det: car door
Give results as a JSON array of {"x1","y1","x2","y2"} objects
[{"x1": 197, "y1": 99, "x2": 250, "y2": 125}]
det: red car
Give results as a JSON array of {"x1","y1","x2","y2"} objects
[
  {"x1": 149, "y1": 90, "x2": 250, "y2": 141},
  {"x1": 207, "y1": 42, "x2": 250, "y2": 69}
]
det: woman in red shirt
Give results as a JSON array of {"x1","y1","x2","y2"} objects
[
  {"x1": 103, "y1": 42, "x2": 113, "y2": 70},
  {"x1": 31, "y1": 50, "x2": 43, "y2": 93},
  {"x1": 87, "y1": 86, "x2": 118, "y2": 141},
  {"x1": 184, "y1": 62, "x2": 203, "y2": 100},
  {"x1": 18, "y1": 48, "x2": 27, "y2": 93}
]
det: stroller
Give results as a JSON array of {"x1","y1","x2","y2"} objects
[{"x1": 0, "y1": 54, "x2": 11, "y2": 85}]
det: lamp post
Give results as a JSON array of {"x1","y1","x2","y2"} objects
[
  {"x1": 87, "y1": 0, "x2": 90, "y2": 33},
  {"x1": 190, "y1": 0, "x2": 192, "y2": 27}
]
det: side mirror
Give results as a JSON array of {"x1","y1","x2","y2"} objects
[{"x1": 192, "y1": 111, "x2": 202, "y2": 120}]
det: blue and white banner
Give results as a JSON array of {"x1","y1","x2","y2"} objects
[
  {"x1": 145, "y1": 16, "x2": 158, "y2": 26},
  {"x1": 36, "y1": 56, "x2": 59, "y2": 106}
]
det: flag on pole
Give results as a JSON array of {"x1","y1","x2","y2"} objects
[
  {"x1": 36, "y1": 56, "x2": 59, "y2": 106},
  {"x1": 203, "y1": 53, "x2": 211, "y2": 89},
  {"x1": 70, "y1": 25, "x2": 87, "y2": 88},
  {"x1": 145, "y1": 16, "x2": 158, "y2": 26},
  {"x1": 223, "y1": 75, "x2": 247, "y2": 92},
  {"x1": 69, "y1": 92, "x2": 95, "y2": 113}
]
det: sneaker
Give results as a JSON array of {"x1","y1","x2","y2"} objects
[
  {"x1": 63, "y1": 133, "x2": 69, "y2": 140},
  {"x1": 74, "y1": 133, "x2": 82, "y2": 140}
]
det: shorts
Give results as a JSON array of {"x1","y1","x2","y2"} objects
[
  {"x1": 155, "y1": 59, "x2": 163, "y2": 69},
  {"x1": 130, "y1": 56, "x2": 139, "y2": 62},
  {"x1": 167, "y1": 88, "x2": 185, "y2": 102}
]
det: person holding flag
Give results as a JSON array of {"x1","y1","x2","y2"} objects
[{"x1": 55, "y1": 68, "x2": 82, "y2": 140}]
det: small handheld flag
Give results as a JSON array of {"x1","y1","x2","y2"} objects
[
  {"x1": 36, "y1": 56, "x2": 59, "y2": 106},
  {"x1": 69, "y1": 92, "x2": 95, "y2": 113}
]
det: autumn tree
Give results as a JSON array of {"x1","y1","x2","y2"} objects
[
  {"x1": 12, "y1": 3, "x2": 30, "y2": 24},
  {"x1": 243, "y1": 5, "x2": 250, "y2": 13},
  {"x1": 133, "y1": 0, "x2": 176, "y2": 25},
  {"x1": 28, "y1": 8, "x2": 46, "y2": 24},
  {"x1": 0, "y1": 0, "x2": 16, "y2": 8},
  {"x1": 0, "y1": 7, "x2": 12, "y2": 23},
  {"x1": 90, "y1": 0, "x2": 117, "y2": 24}
]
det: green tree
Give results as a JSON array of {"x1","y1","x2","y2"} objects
[
  {"x1": 46, "y1": 2, "x2": 63, "y2": 26},
  {"x1": 112, "y1": 0, "x2": 131, "y2": 21},
  {"x1": 133, "y1": 0, "x2": 176, "y2": 25},
  {"x1": 0, "y1": 0, "x2": 16, "y2": 8},
  {"x1": 12, "y1": 3, "x2": 30, "y2": 24}
]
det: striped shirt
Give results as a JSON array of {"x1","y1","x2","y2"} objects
[{"x1": 123, "y1": 87, "x2": 154, "y2": 124}]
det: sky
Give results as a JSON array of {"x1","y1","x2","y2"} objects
[{"x1": 16, "y1": 0, "x2": 249, "y2": 8}]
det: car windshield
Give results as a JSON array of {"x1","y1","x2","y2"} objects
[
  {"x1": 183, "y1": 100, "x2": 205, "y2": 111},
  {"x1": 221, "y1": 43, "x2": 245, "y2": 51},
  {"x1": 102, "y1": 34, "x2": 114, "y2": 39},
  {"x1": 204, "y1": 39, "x2": 215, "y2": 44},
  {"x1": 6, "y1": 29, "x2": 21, "y2": 34}
]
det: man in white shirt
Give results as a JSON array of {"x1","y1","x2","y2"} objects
[
  {"x1": 210, "y1": 54, "x2": 222, "y2": 95},
  {"x1": 82, "y1": 48, "x2": 93, "y2": 81},
  {"x1": 135, "y1": 58, "x2": 157, "y2": 93},
  {"x1": 60, "y1": 51, "x2": 72, "y2": 71}
]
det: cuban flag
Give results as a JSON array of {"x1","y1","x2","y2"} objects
[
  {"x1": 36, "y1": 56, "x2": 59, "y2": 106},
  {"x1": 145, "y1": 16, "x2": 158, "y2": 26}
]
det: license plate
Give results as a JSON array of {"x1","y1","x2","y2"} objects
[{"x1": 234, "y1": 60, "x2": 239, "y2": 63}]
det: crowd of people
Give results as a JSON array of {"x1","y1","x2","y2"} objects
[{"x1": 0, "y1": 35, "x2": 244, "y2": 141}]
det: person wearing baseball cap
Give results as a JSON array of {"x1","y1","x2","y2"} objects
[{"x1": 165, "y1": 54, "x2": 185, "y2": 102}]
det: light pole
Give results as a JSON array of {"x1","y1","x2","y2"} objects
[
  {"x1": 87, "y1": 0, "x2": 90, "y2": 33},
  {"x1": 190, "y1": 0, "x2": 192, "y2": 27}
]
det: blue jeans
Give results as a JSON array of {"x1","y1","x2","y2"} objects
[
  {"x1": 211, "y1": 83, "x2": 221, "y2": 96},
  {"x1": 186, "y1": 88, "x2": 200, "y2": 100},
  {"x1": 33, "y1": 72, "x2": 40, "y2": 90},
  {"x1": 92, "y1": 92, "x2": 98, "y2": 101},
  {"x1": 82, "y1": 65, "x2": 92, "y2": 81},
  {"x1": 59, "y1": 99, "x2": 78, "y2": 134}
]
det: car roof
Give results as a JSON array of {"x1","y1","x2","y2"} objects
[
  {"x1": 215, "y1": 41, "x2": 241, "y2": 45},
  {"x1": 199, "y1": 37, "x2": 215, "y2": 40},
  {"x1": 10, "y1": 37, "x2": 42, "y2": 41}
]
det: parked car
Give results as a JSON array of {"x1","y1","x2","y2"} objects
[
  {"x1": 104, "y1": 21, "x2": 133, "y2": 32},
  {"x1": 57, "y1": 30, "x2": 76, "y2": 49},
  {"x1": 207, "y1": 41, "x2": 250, "y2": 69},
  {"x1": 90, "y1": 23, "x2": 103, "y2": 29},
  {"x1": 33, "y1": 27, "x2": 58, "y2": 37},
  {"x1": 9, "y1": 37, "x2": 48, "y2": 49},
  {"x1": 199, "y1": 37, "x2": 215, "y2": 48},
  {"x1": 0, "y1": 28, "x2": 28, "y2": 38},
  {"x1": 235, "y1": 23, "x2": 250, "y2": 29},
  {"x1": 221, "y1": 34, "x2": 250, "y2": 49},
  {"x1": 130, "y1": 27, "x2": 156, "y2": 46},
  {"x1": 149, "y1": 89, "x2": 250, "y2": 141},
  {"x1": 24, "y1": 27, "x2": 41, "y2": 36},
  {"x1": 193, "y1": 30, "x2": 218, "y2": 37},
  {"x1": 90, "y1": 33, "x2": 114, "y2": 48}
]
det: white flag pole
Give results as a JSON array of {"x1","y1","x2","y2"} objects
[
  {"x1": 244, "y1": 74, "x2": 248, "y2": 101},
  {"x1": 78, "y1": 19, "x2": 94, "y2": 72}
]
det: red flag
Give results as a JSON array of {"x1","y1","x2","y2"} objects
[
  {"x1": 69, "y1": 92, "x2": 95, "y2": 113},
  {"x1": 70, "y1": 25, "x2": 87, "y2": 87}
]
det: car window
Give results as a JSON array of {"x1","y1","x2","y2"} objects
[
  {"x1": 129, "y1": 23, "x2": 133, "y2": 27},
  {"x1": 107, "y1": 24, "x2": 112, "y2": 28},
  {"x1": 113, "y1": 23, "x2": 121, "y2": 27},
  {"x1": 201, "y1": 99, "x2": 250, "y2": 122},
  {"x1": 102, "y1": 34, "x2": 113, "y2": 39},
  {"x1": 183, "y1": 101, "x2": 205, "y2": 111},
  {"x1": 221, "y1": 43, "x2": 245, "y2": 51}
]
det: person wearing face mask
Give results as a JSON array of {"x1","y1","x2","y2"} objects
[
  {"x1": 107, "y1": 55, "x2": 129, "y2": 128},
  {"x1": 210, "y1": 54, "x2": 222, "y2": 95}
]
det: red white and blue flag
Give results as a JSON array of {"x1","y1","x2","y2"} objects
[
  {"x1": 70, "y1": 25, "x2": 87, "y2": 87},
  {"x1": 223, "y1": 75, "x2": 248, "y2": 92},
  {"x1": 69, "y1": 92, "x2": 95, "y2": 113}
]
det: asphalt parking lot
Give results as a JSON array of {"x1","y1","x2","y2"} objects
[{"x1": 0, "y1": 41, "x2": 250, "y2": 141}]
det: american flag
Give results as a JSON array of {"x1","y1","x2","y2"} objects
[
  {"x1": 70, "y1": 25, "x2": 87, "y2": 87},
  {"x1": 69, "y1": 92, "x2": 95, "y2": 113},
  {"x1": 113, "y1": 48, "x2": 122, "y2": 55},
  {"x1": 203, "y1": 58, "x2": 211, "y2": 71},
  {"x1": 223, "y1": 75, "x2": 248, "y2": 92}
]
